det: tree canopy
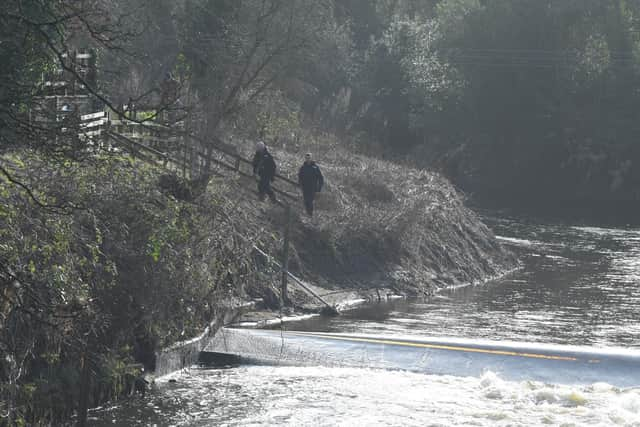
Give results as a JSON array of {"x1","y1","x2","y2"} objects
[
  {"x1": 3, "y1": 0, "x2": 640, "y2": 424},
  {"x1": 324, "y1": 0, "x2": 640, "y2": 220}
]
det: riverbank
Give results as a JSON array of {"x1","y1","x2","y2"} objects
[
  {"x1": 232, "y1": 267, "x2": 521, "y2": 329},
  {"x1": 0, "y1": 132, "x2": 516, "y2": 425},
  {"x1": 149, "y1": 133, "x2": 520, "y2": 380},
  {"x1": 205, "y1": 132, "x2": 520, "y2": 327},
  {"x1": 90, "y1": 214, "x2": 640, "y2": 426},
  {"x1": 222, "y1": 132, "x2": 519, "y2": 318}
]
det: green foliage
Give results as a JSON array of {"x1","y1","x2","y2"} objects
[
  {"x1": 173, "y1": 52, "x2": 192, "y2": 82},
  {"x1": 136, "y1": 110, "x2": 157, "y2": 121},
  {"x1": 324, "y1": 0, "x2": 640, "y2": 217},
  {"x1": 0, "y1": 151, "x2": 256, "y2": 425},
  {"x1": 435, "y1": 0, "x2": 483, "y2": 40},
  {"x1": 9, "y1": 0, "x2": 640, "y2": 422}
]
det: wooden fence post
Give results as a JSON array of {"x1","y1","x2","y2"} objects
[
  {"x1": 281, "y1": 203, "x2": 291, "y2": 307},
  {"x1": 76, "y1": 351, "x2": 90, "y2": 427}
]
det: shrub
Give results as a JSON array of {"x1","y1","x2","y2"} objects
[{"x1": 0, "y1": 152, "x2": 260, "y2": 425}]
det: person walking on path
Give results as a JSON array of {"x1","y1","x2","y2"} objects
[
  {"x1": 298, "y1": 153, "x2": 324, "y2": 216},
  {"x1": 252, "y1": 140, "x2": 277, "y2": 202}
]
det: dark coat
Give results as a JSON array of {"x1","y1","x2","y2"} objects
[
  {"x1": 252, "y1": 150, "x2": 276, "y2": 181},
  {"x1": 298, "y1": 161, "x2": 324, "y2": 193}
]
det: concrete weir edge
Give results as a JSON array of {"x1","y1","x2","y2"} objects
[{"x1": 153, "y1": 300, "x2": 255, "y2": 377}]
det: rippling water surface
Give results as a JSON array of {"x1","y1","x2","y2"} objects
[
  {"x1": 92, "y1": 216, "x2": 640, "y2": 426},
  {"x1": 92, "y1": 367, "x2": 640, "y2": 426}
]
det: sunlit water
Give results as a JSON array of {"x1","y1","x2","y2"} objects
[
  {"x1": 283, "y1": 217, "x2": 640, "y2": 347},
  {"x1": 91, "y1": 216, "x2": 640, "y2": 426}
]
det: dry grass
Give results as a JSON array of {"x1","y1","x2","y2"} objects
[{"x1": 215, "y1": 130, "x2": 517, "y2": 301}]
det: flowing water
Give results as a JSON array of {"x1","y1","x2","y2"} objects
[{"x1": 91, "y1": 216, "x2": 640, "y2": 426}]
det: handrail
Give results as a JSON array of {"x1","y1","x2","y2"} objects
[
  {"x1": 195, "y1": 134, "x2": 300, "y2": 188},
  {"x1": 106, "y1": 130, "x2": 224, "y2": 179},
  {"x1": 106, "y1": 130, "x2": 298, "y2": 203},
  {"x1": 105, "y1": 118, "x2": 300, "y2": 190},
  {"x1": 101, "y1": 117, "x2": 334, "y2": 314},
  {"x1": 252, "y1": 245, "x2": 338, "y2": 314},
  {"x1": 191, "y1": 147, "x2": 298, "y2": 202},
  {"x1": 114, "y1": 118, "x2": 299, "y2": 188}
]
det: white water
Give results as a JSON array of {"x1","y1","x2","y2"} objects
[
  {"x1": 91, "y1": 216, "x2": 640, "y2": 426},
  {"x1": 91, "y1": 366, "x2": 640, "y2": 426}
]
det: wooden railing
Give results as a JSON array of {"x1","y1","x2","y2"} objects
[
  {"x1": 79, "y1": 110, "x2": 334, "y2": 311},
  {"x1": 104, "y1": 128, "x2": 299, "y2": 203}
]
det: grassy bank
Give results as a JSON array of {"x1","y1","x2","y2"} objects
[{"x1": 229, "y1": 132, "x2": 518, "y2": 307}]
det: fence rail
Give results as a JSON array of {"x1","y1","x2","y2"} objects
[
  {"x1": 79, "y1": 112, "x2": 302, "y2": 202},
  {"x1": 80, "y1": 110, "x2": 327, "y2": 310}
]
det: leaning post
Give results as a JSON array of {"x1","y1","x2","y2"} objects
[
  {"x1": 76, "y1": 350, "x2": 90, "y2": 427},
  {"x1": 281, "y1": 203, "x2": 291, "y2": 307}
]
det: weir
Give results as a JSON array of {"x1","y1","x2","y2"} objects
[{"x1": 204, "y1": 328, "x2": 640, "y2": 388}]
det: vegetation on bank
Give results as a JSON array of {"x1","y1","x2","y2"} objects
[
  {"x1": 0, "y1": 1, "x2": 544, "y2": 424},
  {"x1": 0, "y1": 131, "x2": 516, "y2": 424},
  {"x1": 244, "y1": 133, "x2": 517, "y2": 299},
  {"x1": 320, "y1": 1, "x2": 640, "y2": 221},
  {"x1": 54, "y1": 0, "x2": 640, "y2": 220},
  {"x1": 4, "y1": 0, "x2": 640, "y2": 423},
  {"x1": 0, "y1": 152, "x2": 259, "y2": 425}
]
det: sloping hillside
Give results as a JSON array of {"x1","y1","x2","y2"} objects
[
  {"x1": 216, "y1": 133, "x2": 518, "y2": 310},
  {"x1": 0, "y1": 135, "x2": 516, "y2": 424}
]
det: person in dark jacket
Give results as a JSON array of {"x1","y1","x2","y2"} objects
[
  {"x1": 252, "y1": 141, "x2": 277, "y2": 202},
  {"x1": 298, "y1": 153, "x2": 324, "y2": 216}
]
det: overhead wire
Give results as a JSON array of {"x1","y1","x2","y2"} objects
[{"x1": 437, "y1": 46, "x2": 640, "y2": 69}]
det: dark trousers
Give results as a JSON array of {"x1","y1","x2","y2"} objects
[
  {"x1": 258, "y1": 176, "x2": 276, "y2": 202},
  {"x1": 303, "y1": 189, "x2": 315, "y2": 215}
]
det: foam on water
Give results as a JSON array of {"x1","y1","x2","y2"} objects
[
  {"x1": 88, "y1": 216, "x2": 640, "y2": 425},
  {"x1": 93, "y1": 366, "x2": 640, "y2": 426},
  {"x1": 496, "y1": 236, "x2": 537, "y2": 246}
]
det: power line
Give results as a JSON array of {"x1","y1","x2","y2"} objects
[
  {"x1": 445, "y1": 60, "x2": 640, "y2": 70},
  {"x1": 442, "y1": 47, "x2": 637, "y2": 56},
  {"x1": 436, "y1": 48, "x2": 640, "y2": 69}
]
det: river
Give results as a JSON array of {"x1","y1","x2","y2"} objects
[{"x1": 90, "y1": 215, "x2": 640, "y2": 426}]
